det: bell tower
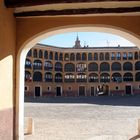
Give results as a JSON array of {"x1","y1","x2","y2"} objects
[{"x1": 73, "y1": 35, "x2": 81, "y2": 48}]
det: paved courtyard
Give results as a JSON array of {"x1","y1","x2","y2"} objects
[{"x1": 24, "y1": 96, "x2": 140, "y2": 140}]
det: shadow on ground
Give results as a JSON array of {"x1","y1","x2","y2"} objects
[
  {"x1": 25, "y1": 95, "x2": 140, "y2": 106},
  {"x1": 129, "y1": 135, "x2": 140, "y2": 140}
]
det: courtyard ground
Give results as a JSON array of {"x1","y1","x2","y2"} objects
[{"x1": 24, "y1": 96, "x2": 140, "y2": 140}]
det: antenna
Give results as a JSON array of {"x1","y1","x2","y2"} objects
[{"x1": 84, "y1": 41, "x2": 87, "y2": 47}]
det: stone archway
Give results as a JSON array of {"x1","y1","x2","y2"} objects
[{"x1": 16, "y1": 25, "x2": 140, "y2": 140}]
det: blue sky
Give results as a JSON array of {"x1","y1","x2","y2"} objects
[{"x1": 40, "y1": 32, "x2": 135, "y2": 47}]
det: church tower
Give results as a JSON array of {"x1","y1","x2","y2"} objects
[{"x1": 73, "y1": 35, "x2": 82, "y2": 48}]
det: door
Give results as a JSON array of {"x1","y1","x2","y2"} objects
[
  {"x1": 125, "y1": 85, "x2": 131, "y2": 95},
  {"x1": 91, "y1": 87, "x2": 94, "y2": 96},
  {"x1": 35, "y1": 86, "x2": 40, "y2": 97},
  {"x1": 56, "y1": 86, "x2": 61, "y2": 96},
  {"x1": 79, "y1": 86, "x2": 85, "y2": 96},
  {"x1": 104, "y1": 85, "x2": 109, "y2": 95}
]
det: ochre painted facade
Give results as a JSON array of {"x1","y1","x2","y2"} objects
[
  {"x1": 0, "y1": 0, "x2": 140, "y2": 139},
  {"x1": 25, "y1": 43, "x2": 140, "y2": 97}
]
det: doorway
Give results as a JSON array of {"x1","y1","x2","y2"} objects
[
  {"x1": 104, "y1": 85, "x2": 109, "y2": 95},
  {"x1": 35, "y1": 86, "x2": 41, "y2": 97},
  {"x1": 56, "y1": 86, "x2": 62, "y2": 96},
  {"x1": 125, "y1": 85, "x2": 132, "y2": 95},
  {"x1": 91, "y1": 87, "x2": 94, "y2": 96},
  {"x1": 79, "y1": 86, "x2": 85, "y2": 96}
]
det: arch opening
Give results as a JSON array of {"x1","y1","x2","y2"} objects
[{"x1": 16, "y1": 25, "x2": 140, "y2": 140}]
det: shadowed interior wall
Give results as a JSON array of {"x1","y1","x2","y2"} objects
[
  {"x1": 16, "y1": 16, "x2": 140, "y2": 50},
  {"x1": 0, "y1": 1, "x2": 16, "y2": 140}
]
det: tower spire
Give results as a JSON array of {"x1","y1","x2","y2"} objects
[
  {"x1": 76, "y1": 33, "x2": 79, "y2": 41},
  {"x1": 73, "y1": 33, "x2": 81, "y2": 49}
]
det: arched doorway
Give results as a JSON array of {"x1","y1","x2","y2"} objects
[{"x1": 16, "y1": 25, "x2": 140, "y2": 140}]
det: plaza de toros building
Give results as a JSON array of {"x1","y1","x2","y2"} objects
[{"x1": 25, "y1": 37, "x2": 140, "y2": 97}]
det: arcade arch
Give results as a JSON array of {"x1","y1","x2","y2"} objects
[{"x1": 16, "y1": 25, "x2": 140, "y2": 140}]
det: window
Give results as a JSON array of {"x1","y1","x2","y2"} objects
[
  {"x1": 59, "y1": 53, "x2": 63, "y2": 61},
  {"x1": 64, "y1": 63, "x2": 75, "y2": 72},
  {"x1": 111, "y1": 52, "x2": 115, "y2": 60},
  {"x1": 94, "y1": 53, "x2": 98, "y2": 60},
  {"x1": 55, "y1": 62, "x2": 62, "y2": 71},
  {"x1": 111, "y1": 73, "x2": 122, "y2": 83},
  {"x1": 33, "y1": 60, "x2": 42, "y2": 70},
  {"x1": 82, "y1": 53, "x2": 87, "y2": 61},
  {"x1": 25, "y1": 59, "x2": 32, "y2": 69},
  {"x1": 100, "y1": 53, "x2": 104, "y2": 61},
  {"x1": 44, "y1": 51, "x2": 48, "y2": 59},
  {"x1": 116, "y1": 52, "x2": 121, "y2": 60},
  {"x1": 47, "y1": 86, "x2": 51, "y2": 91},
  {"x1": 33, "y1": 71, "x2": 42, "y2": 82},
  {"x1": 128, "y1": 52, "x2": 133, "y2": 60},
  {"x1": 88, "y1": 62, "x2": 98, "y2": 71},
  {"x1": 39, "y1": 50, "x2": 43, "y2": 58},
  {"x1": 111, "y1": 62, "x2": 121, "y2": 71},
  {"x1": 25, "y1": 86, "x2": 27, "y2": 91},
  {"x1": 76, "y1": 53, "x2": 81, "y2": 61},
  {"x1": 123, "y1": 52, "x2": 127, "y2": 60},
  {"x1": 100, "y1": 62, "x2": 110, "y2": 72},
  {"x1": 89, "y1": 73, "x2": 98, "y2": 82},
  {"x1": 135, "y1": 61, "x2": 140, "y2": 70},
  {"x1": 76, "y1": 63, "x2": 87, "y2": 72},
  {"x1": 76, "y1": 73, "x2": 87, "y2": 82},
  {"x1": 68, "y1": 86, "x2": 72, "y2": 90},
  {"x1": 25, "y1": 71, "x2": 32, "y2": 81},
  {"x1": 45, "y1": 72, "x2": 53, "y2": 82},
  {"x1": 135, "y1": 52, "x2": 138, "y2": 60},
  {"x1": 25, "y1": 86, "x2": 28, "y2": 91},
  {"x1": 88, "y1": 53, "x2": 92, "y2": 60},
  {"x1": 123, "y1": 72, "x2": 133, "y2": 82},
  {"x1": 33, "y1": 49, "x2": 37, "y2": 58},
  {"x1": 123, "y1": 62, "x2": 133, "y2": 71},
  {"x1": 64, "y1": 73, "x2": 75, "y2": 82},
  {"x1": 70, "y1": 53, "x2": 75, "y2": 61},
  {"x1": 135, "y1": 72, "x2": 140, "y2": 81},
  {"x1": 49, "y1": 51, "x2": 53, "y2": 60},
  {"x1": 116, "y1": 86, "x2": 119, "y2": 90},
  {"x1": 100, "y1": 73, "x2": 110, "y2": 83},
  {"x1": 44, "y1": 61, "x2": 53, "y2": 71},
  {"x1": 27, "y1": 50, "x2": 32, "y2": 57},
  {"x1": 105, "y1": 53, "x2": 110, "y2": 60},
  {"x1": 65, "y1": 53, "x2": 69, "y2": 61},
  {"x1": 55, "y1": 73, "x2": 62, "y2": 82},
  {"x1": 55, "y1": 52, "x2": 58, "y2": 60}
]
